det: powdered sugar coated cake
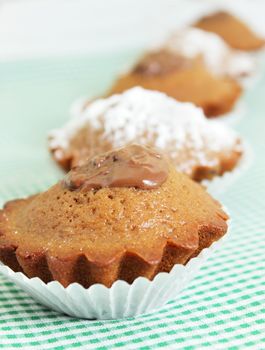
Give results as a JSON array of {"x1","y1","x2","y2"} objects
[{"x1": 49, "y1": 87, "x2": 243, "y2": 181}]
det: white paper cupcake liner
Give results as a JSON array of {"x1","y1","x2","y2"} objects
[
  {"x1": 0, "y1": 233, "x2": 228, "y2": 320},
  {"x1": 203, "y1": 141, "x2": 253, "y2": 197}
]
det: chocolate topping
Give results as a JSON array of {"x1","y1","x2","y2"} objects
[
  {"x1": 63, "y1": 144, "x2": 169, "y2": 191},
  {"x1": 133, "y1": 50, "x2": 191, "y2": 76}
]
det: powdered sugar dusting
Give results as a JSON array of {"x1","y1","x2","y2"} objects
[
  {"x1": 49, "y1": 87, "x2": 242, "y2": 176},
  {"x1": 163, "y1": 28, "x2": 254, "y2": 79}
]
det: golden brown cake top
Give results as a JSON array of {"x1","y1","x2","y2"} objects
[
  {"x1": 0, "y1": 145, "x2": 228, "y2": 268},
  {"x1": 194, "y1": 11, "x2": 264, "y2": 51}
]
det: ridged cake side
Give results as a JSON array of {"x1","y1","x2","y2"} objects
[{"x1": 0, "y1": 167, "x2": 228, "y2": 288}]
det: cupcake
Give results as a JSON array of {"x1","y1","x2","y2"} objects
[
  {"x1": 49, "y1": 87, "x2": 243, "y2": 182},
  {"x1": 194, "y1": 11, "x2": 264, "y2": 51},
  {"x1": 0, "y1": 144, "x2": 229, "y2": 289},
  {"x1": 162, "y1": 28, "x2": 254, "y2": 82},
  {"x1": 108, "y1": 30, "x2": 244, "y2": 117}
]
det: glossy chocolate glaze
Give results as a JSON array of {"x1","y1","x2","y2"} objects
[{"x1": 63, "y1": 144, "x2": 169, "y2": 191}]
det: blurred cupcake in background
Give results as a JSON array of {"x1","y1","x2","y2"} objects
[
  {"x1": 194, "y1": 11, "x2": 265, "y2": 52},
  {"x1": 49, "y1": 87, "x2": 243, "y2": 183},
  {"x1": 161, "y1": 28, "x2": 255, "y2": 83},
  {"x1": 108, "y1": 28, "x2": 247, "y2": 118}
]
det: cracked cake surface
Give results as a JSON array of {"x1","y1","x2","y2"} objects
[
  {"x1": 0, "y1": 144, "x2": 228, "y2": 288},
  {"x1": 49, "y1": 87, "x2": 243, "y2": 181}
]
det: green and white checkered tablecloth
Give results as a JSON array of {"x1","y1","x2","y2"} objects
[{"x1": 0, "y1": 55, "x2": 264, "y2": 349}]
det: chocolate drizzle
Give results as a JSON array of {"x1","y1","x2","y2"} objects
[{"x1": 63, "y1": 144, "x2": 169, "y2": 191}]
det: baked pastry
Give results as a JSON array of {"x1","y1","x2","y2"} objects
[
  {"x1": 108, "y1": 30, "x2": 244, "y2": 117},
  {"x1": 0, "y1": 144, "x2": 229, "y2": 288},
  {"x1": 49, "y1": 87, "x2": 243, "y2": 182},
  {"x1": 109, "y1": 54, "x2": 241, "y2": 117},
  {"x1": 194, "y1": 11, "x2": 264, "y2": 51},
  {"x1": 162, "y1": 28, "x2": 254, "y2": 81}
]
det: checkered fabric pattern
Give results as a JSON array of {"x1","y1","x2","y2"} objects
[{"x1": 0, "y1": 56, "x2": 264, "y2": 349}]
